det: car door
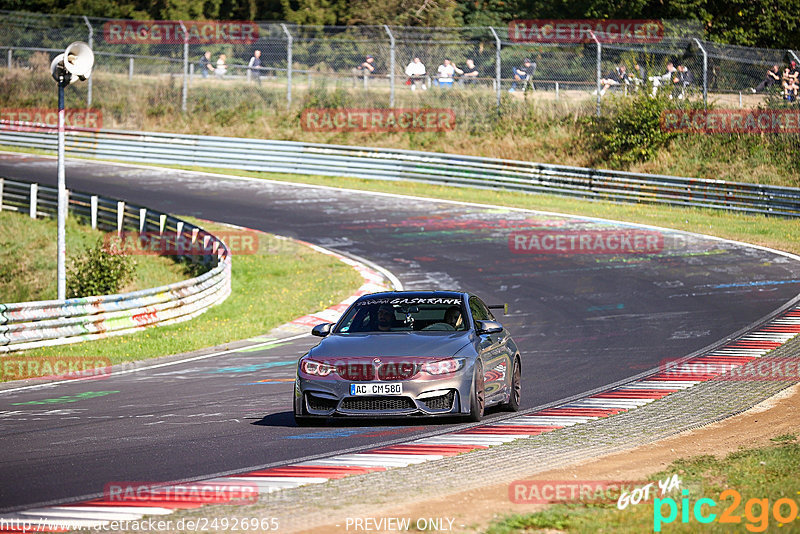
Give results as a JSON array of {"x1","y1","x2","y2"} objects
[{"x1": 469, "y1": 296, "x2": 512, "y2": 404}]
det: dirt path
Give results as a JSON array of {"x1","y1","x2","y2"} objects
[{"x1": 305, "y1": 383, "x2": 800, "y2": 533}]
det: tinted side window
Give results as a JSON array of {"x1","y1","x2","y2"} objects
[{"x1": 469, "y1": 296, "x2": 494, "y2": 322}]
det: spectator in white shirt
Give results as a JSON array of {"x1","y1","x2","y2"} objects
[
  {"x1": 437, "y1": 58, "x2": 462, "y2": 88},
  {"x1": 405, "y1": 56, "x2": 427, "y2": 90}
]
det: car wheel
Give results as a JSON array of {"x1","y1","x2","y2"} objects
[
  {"x1": 467, "y1": 360, "x2": 485, "y2": 422},
  {"x1": 502, "y1": 357, "x2": 521, "y2": 412}
]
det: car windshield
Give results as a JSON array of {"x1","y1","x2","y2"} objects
[{"x1": 336, "y1": 297, "x2": 468, "y2": 333}]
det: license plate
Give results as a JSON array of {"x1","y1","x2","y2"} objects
[{"x1": 350, "y1": 383, "x2": 403, "y2": 395}]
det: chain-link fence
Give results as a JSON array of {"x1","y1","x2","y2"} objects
[{"x1": 1, "y1": 10, "x2": 799, "y2": 132}]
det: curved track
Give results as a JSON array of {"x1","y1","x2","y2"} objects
[{"x1": 1, "y1": 153, "x2": 799, "y2": 511}]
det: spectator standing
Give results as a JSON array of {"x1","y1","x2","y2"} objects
[
  {"x1": 199, "y1": 51, "x2": 215, "y2": 78},
  {"x1": 405, "y1": 56, "x2": 427, "y2": 90},
  {"x1": 248, "y1": 50, "x2": 262, "y2": 84},
  {"x1": 510, "y1": 58, "x2": 536, "y2": 92},
  {"x1": 752, "y1": 65, "x2": 781, "y2": 93},
  {"x1": 215, "y1": 54, "x2": 227, "y2": 78},
  {"x1": 437, "y1": 58, "x2": 460, "y2": 88},
  {"x1": 783, "y1": 66, "x2": 799, "y2": 101},
  {"x1": 460, "y1": 59, "x2": 479, "y2": 85},
  {"x1": 672, "y1": 64, "x2": 693, "y2": 99}
]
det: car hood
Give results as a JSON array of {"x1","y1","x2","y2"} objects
[{"x1": 308, "y1": 332, "x2": 472, "y2": 359}]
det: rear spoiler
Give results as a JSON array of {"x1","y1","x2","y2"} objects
[{"x1": 487, "y1": 304, "x2": 508, "y2": 315}]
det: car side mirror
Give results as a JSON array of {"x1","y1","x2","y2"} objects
[
  {"x1": 311, "y1": 323, "x2": 333, "y2": 337},
  {"x1": 476, "y1": 320, "x2": 503, "y2": 335}
]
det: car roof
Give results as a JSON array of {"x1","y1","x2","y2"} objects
[{"x1": 354, "y1": 290, "x2": 466, "y2": 302}]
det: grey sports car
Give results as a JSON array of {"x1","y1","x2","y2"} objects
[{"x1": 293, "y1": 291, "x2": 521, "y2": 425}]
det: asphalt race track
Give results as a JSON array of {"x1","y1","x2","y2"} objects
[{"x1": 1, "y1": 153, "x2": 799, "y2": 511}]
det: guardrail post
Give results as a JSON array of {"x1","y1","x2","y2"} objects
[
  {"x1": 179, "y1": 21, "x2": 188, "y2": 113},
  {"x1": 0, "y1": 178, "x2": 4, "y2": 212},
  {"x1": 129, "y1": 57, "x2": 134, "y2": 80},
  {"x1": 159, "y1": 214, "x2": 167, "y2": 235},
  {"x1": 139, "y1": 208, "x2": 147, "y2": 232},
  {"x1": 693, "y1": 38, "x2": 708, "y2": 110},
  {"x1": 83, "y1": 16, "x2": 93, "y2": 108},
  {"x1": 281, "y1": 24, "x2": 293, "y2": 109},
  {"x1": 117, "y1": 201, "x2": 125, "y2": 236},
  {"x1": 90, "y1": 195, "x2": 98, "y2": 229},
  {"x1": 384, "y1": 25, "x2": 396, "y2": 107},
  {"x1": 489, "y1": 27, "x2": 502, "y2": 110},
  {"x1": 29, "y1": 183, "x2": 37, "y2": 219}
]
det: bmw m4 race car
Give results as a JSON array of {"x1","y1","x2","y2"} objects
[{"x1": 293, "y1": 291, "x2": 521, "y2": 425}]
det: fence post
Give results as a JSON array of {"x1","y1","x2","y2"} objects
[
  {"x1": 489, "y1": 27, "x2": 502, "y2": 110},
  {"x1": 591, "y1": 32, "x2": 601, "y2": 117},
  {"x1": 129, "y1": 57, "x2": 134, "y2": 80},
  {"x1": 789, "y1": 50, "x2": 800, "y2": 65},
  {"x1": 83, "y1": 16, "x2": 93, "y2": 108},
  {"x1": 693, "y1": 38, "x2": 708, "y2": 109},
  {"x1": 384, "y1": 25, "x2": 395, "y2": 108},
  {"x1": 179, "y1": 21, "x2": 188, "y2": 113},
  {"x1": 555, "y1": 81, "x2": 559, "y2": 100},
  {"x1": 281, "y1": 24, "x2": 293, "y2": 109},
  {"x1": 7, "y1": 49, "x2": 11, "y2": 69},
  {"x1": 29, "y1": 183, "x2": 37, "y2": 219}
]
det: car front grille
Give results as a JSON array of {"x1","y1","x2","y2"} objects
[
  {"x1": 421, "y1": 390, "x2": 455, "y2": 411},
  {"x1": 340, "y1": 396, "x2": 416, "y2": 412},
  {"x1": 306, "y1": 393, "x2": 338, "y2": 412}
]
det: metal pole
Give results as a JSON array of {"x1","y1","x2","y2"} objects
[
  {"x1": 384, "y1": 25, "x2": 395, "y2": 107},
  {"x1": 180, "y1": 21, "x2": 188, "y2": 113},
  {"x1": 789, "y1": 50, "x2": 800, "y2": 65},
  {"x1": 57, "y1": 76, "x2": 67, "y2": 301},
  {"x1": 129, "y1": 57, "x2": 133, "y2": 80},
  {"x1": 591, "y1": 32, "x2": 601, "y2": 117},
  {"x1": 7, "y1": 49, "x2": 11, "y2": 69},
  {"x1": 693, "y1": 38, "x2": 707, "y2": 109},
  {"x1": 281, "y1": 24, "x2": 293, "y2": 108},
  {"x1": 489, "y1": 27, "x2": 501, "y2": 109},
  {"x1": 83, "y1": 16, "x2": 93, "y2": 108}
]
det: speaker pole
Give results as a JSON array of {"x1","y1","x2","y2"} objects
[{"x1": 57, "y1": 73, "x2": 68, "y2": 301}]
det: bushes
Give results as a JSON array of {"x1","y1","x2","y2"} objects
[{"x1": 67, "y1": 238, "x2": 136, "y2": 298}]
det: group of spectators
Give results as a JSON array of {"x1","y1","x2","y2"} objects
[
  {"x1": 199, "y1": 50, "x2": 265, "y2": 82},
  {"x1": 752, "y1": 60, "x2": 799, "y2": 101},
  {"x1": 354, "y1": 55, "x2": 480, "y2": 90},
  {"x1": 594, "y1": 61, "x2": 693, "y2": 99}
]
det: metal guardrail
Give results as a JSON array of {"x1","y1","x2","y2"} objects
[
  {"x1": 1, "y1": 125, "x2": 799, "y2": 217},
  {"x1": 0, "y1": 178, "x2": 232, "y2": 353}
]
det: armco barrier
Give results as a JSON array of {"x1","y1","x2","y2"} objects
[
  {"x1": 0, "y1": 178, "x2": 232, "y2": 353},
  {"x1": 1, "y1": 124, "x2": 799, "y2": 217}
]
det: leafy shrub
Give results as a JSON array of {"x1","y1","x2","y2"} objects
[{"x1": 67, "y1": 238, "x2": 136, "y2": 298}]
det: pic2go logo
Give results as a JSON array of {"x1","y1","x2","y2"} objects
[{"x1": 653, "y1": 489, "x2": 800, "y2": 532}]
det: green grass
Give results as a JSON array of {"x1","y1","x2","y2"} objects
[
  {"x1": 485, "y1": 434, "x2": 800, "y2": 533},
  {"x1": 12, "y1": 218, "x2": 363, "y2": 370},
  {"x1": 0, "y1": 209, "x2": 187, "y2": 303}
]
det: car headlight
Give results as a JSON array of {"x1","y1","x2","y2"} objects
[
  {"x1": 301, "y1": 359, "x2": 336, "y2": 377},
  {"x1": 422, "y1": 358, "x2": 465, "y2": 375}
]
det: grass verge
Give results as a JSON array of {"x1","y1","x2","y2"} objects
[
  {"x1": 485, "y1": 433, "x2": 800, "y2": 533},
  {"x1": 6, "y1": 218, "x2": 363, "y2": 375},
  {"x1": 0, "y1": 209, "x2": 187, "y2": 303}
]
